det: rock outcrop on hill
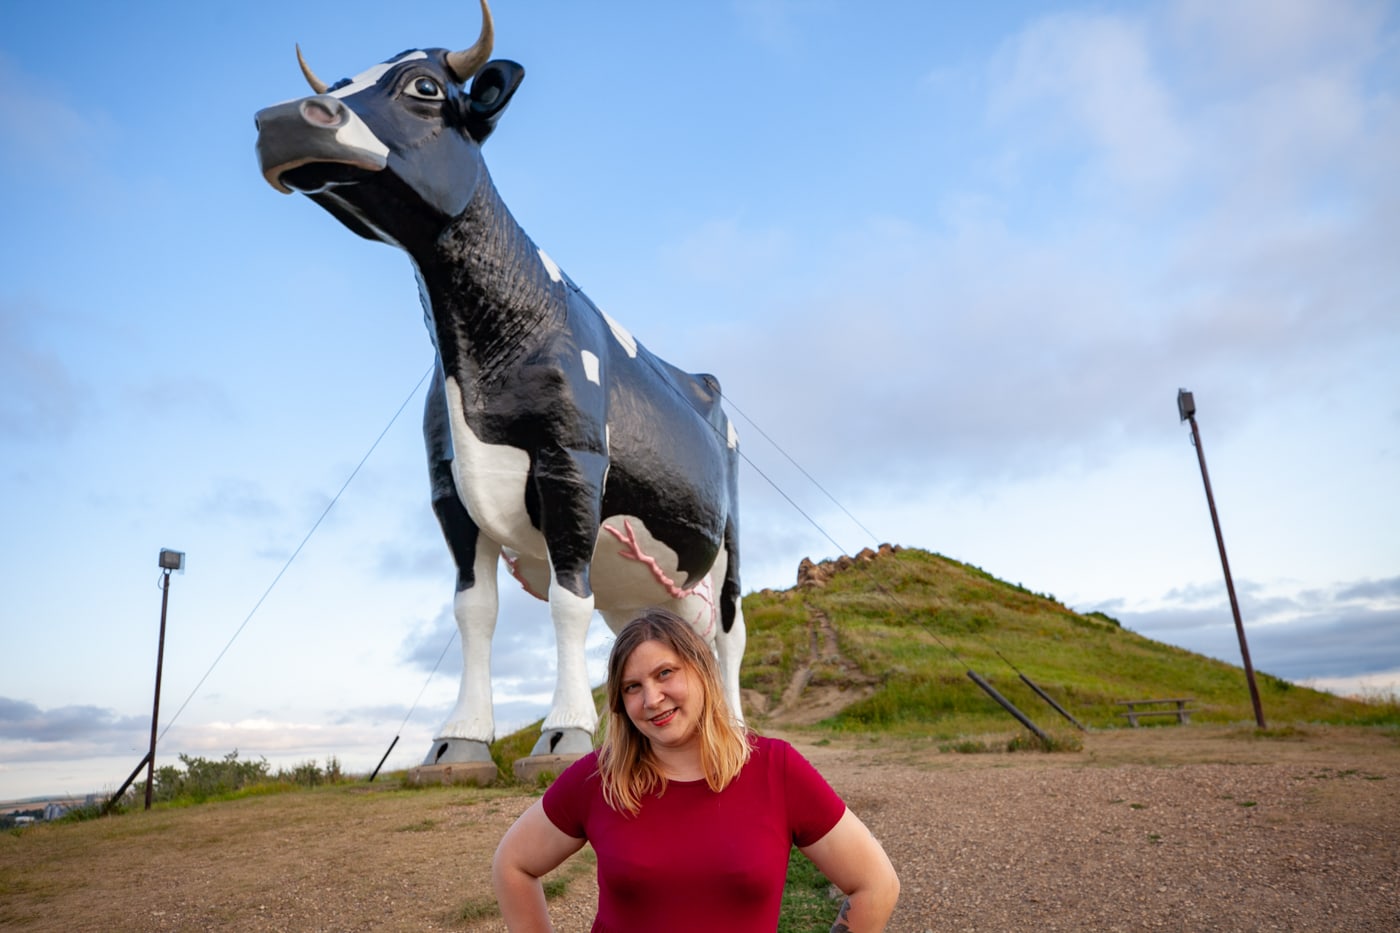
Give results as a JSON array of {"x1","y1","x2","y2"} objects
[{"x1": 795, "y1": 543, "x2": 903, "y2": 589}]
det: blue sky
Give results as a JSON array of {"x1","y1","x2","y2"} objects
[{"x1": 2, "y1": 0, "x2": 1397, "y2": 802}]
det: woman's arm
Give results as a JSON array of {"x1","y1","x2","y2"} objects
[
  {"x1": 492, "y1": 799, "x2": 587, "y2": 932},
  {"x1": 799, "y1": 807, "x2": 900, "y2": 932}
]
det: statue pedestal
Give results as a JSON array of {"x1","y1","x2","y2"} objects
[
  {"x1": 406, "y1": 761, "x2": 497, "y2": 787},
  {"x1": 512, "y1": 754, "x2": 579, "y2": 785}
]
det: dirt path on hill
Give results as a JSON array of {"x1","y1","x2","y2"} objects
[{"x1": 3, "y1": 725, "x2": 1398, "y2": 932}]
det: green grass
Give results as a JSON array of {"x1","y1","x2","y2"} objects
[
  {"x1": 778, "y1": 848, "x2": 840, "y2": 931},
  {"x1": 739, "y1": 547, "x2": 1400, "y2": 739}
]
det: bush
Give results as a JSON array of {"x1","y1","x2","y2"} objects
[{"x1": 134, "y1": 751, "x2": 350, "y2": 804}]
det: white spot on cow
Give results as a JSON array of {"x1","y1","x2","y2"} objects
[
  {"x1": 580, "y1": 350, "x2": 600, "y2": 385},
  {"x1": 443, "y1": 375, "x2": 546, "y2": 559},
  {"x1": 538, "y1": 248, "x2": 563, "y2": 283},
  {"x1": 598, "y1": 309, "x2": 638, "y2": 358},
  {"x1": 331, "y1": 51, "x2": 428, "y2": 99},
  {"x1": 333, "y1": 111, "x2": 390, "y2": 161}
]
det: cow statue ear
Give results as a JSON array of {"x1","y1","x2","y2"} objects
[{"x1": 463, "y1": 59, "x2": 526, "y2": 142}]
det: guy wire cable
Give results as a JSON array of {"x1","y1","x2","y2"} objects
[
  {"x1": 630, "y1": 348, "x2": 981, "y2": 671},
  {"x1": 157, "y1": 364, "x2": 435, "y2": 741},
  {"x1": 679, "y1": 365, "x2": 1076, "y2": 731}
]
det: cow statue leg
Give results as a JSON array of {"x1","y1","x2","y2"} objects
[
  {"x1": 522, "y1": 446, "x2": 610, "y2": 763},
  {"x1": 425, "y1": 542, "x2": 500, "y2": 770},
  {"x1": 416, "y1": 378, "x2": 501, "y2": 783},
  {"x1": 527, "y1": 580, "x2": 598, "y2": 758},
  {"x1": 713, "y1": 600, "x2": 747, "y2": 724},
  {"x1": 715, "y1": 516, "x2": 746, "y2": 723}
]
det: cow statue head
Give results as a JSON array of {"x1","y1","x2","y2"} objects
[{"x1": 255, "y1": 0, "x2": 524, "y2": 254}]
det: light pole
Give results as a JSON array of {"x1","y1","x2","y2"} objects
[
  {"x1": 1177, "y1": 390, "x2": 1265, "y2": 728},
  {"x1": 145, "y1": 548, "x2": 184, "y2": 809}
]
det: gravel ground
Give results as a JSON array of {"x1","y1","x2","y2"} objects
[
  {"x1": 467, "y1": 726, "x2": 1400, "y2": 932},
  {"x1": 3, "y1": 726, "x2": 1396, "y2": 932}
]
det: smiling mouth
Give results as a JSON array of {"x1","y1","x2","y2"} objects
[{"x1": 650, "y1": 709, "x2": 678, "y2": 727}]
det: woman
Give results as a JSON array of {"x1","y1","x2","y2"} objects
[{"x1": 493, "y1": 609, "x2": 900, "y2": 932}]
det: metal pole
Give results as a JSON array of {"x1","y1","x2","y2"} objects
[
  {"x1": 1018, "y1": 673, "x2": 1087, "y2": 731},
  {"x1": 103, "y1": 750, "x2": 152, "y2": 815},
  {"x1": 369, "y1": 735, "x2": 400, "y2": 782},
  {"x1": 145, "y1": 568, "x2": 173, "y2": 809},
  {"x1": 1180, "y1": 392, "x2": 1266, "y2": 728},
  {"x1": 966, "y1": 671, "x2": 1053, "y2": 747}
]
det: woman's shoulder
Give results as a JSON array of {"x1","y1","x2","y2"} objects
[{"x1": 744, "y1": 733, "x2": 800, "y2": 767}]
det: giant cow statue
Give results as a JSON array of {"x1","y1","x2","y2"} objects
[{"x1": 254, "y1": 0, "x2": 745, "y2": 776}]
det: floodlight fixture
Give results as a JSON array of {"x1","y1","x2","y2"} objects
[
  {"x1": 1176, "y1": 389, "x2": 1195, "y2": 422},
  {"x1": 159, "y1": 549, "x2": 185, "y2": 571}
]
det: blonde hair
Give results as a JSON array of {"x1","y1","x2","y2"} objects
[{"x1": 596, "y1": 609, "x2": 751, "y2": 815}]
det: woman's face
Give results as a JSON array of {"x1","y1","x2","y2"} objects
[{"x1": 620, "y1": 639, "x2": 700, "y2": 751}]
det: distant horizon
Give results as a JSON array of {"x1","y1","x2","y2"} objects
[{"x1": 7, "y1": 643, "x2": 1397, "y2": 807}]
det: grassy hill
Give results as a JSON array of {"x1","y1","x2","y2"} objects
[{"x1": 734, "y1": 546, "x2": 1397, "y2": 741}]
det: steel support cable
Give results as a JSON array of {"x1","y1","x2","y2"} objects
[
  {"x1": 157, "y1": 365, "x2": 435, "y2": 741},
  {"x1": 628, "y1": 347, "x2": 990, "y2": 673},
  {"x1": 697, "y1": 375, "x2": 1069, "y2": 734},
  {"x1": 718, "y1": 393, "x2": 882, "y2": 546},
  {"x1": 717, "y1": 380, "x2": 1061, "y2": 688}
]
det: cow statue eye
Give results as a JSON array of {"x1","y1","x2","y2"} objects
[{"x1": 406, "y1": 76, "x2": 445, "y2": 101}]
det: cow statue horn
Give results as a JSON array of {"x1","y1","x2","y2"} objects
[
  {"x1": 296, "y1": 44, "x2": 329, "y2": 95},
  {"x1": 447, "y1": 0, "x2": 495, "y2": 83}
]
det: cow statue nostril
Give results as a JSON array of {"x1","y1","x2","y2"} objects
[{"x1": 299, "y1": 97, "x2": 345, "y2": 128}]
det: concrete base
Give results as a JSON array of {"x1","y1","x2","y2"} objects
[
  {"x1": 406, "y1": 761, "x2": 498, "y2": 787},
  {"x1": 512, "y1": 753, "x2": 583, "y2": 786}
]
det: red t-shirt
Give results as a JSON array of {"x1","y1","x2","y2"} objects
[{"x1": 542, "y1": 735, "x2": 846, "y2": 933}]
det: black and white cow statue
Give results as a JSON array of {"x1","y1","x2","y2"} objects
[{"x1": 254, "y1": 0, "x2": 745, "y2": 776}]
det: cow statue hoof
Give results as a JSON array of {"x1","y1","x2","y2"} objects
[
  {"x1": 512, "y1": 728, "x2": 593, "y2": 784},
  {"x1": 406, "y1": 738, "x2": 497, "y2": 787}
]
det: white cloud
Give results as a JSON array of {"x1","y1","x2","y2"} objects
[{"x1": 988, "y1": 11, "x2": 1191, "y2": 195}]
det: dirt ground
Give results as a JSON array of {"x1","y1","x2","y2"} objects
[{"x1": 2, "y1": 724, "x2": 1398, "y2": 932}]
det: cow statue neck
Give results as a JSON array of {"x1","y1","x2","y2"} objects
[{"x1": 254, "y1": 0, "x2": 746, "y2": 784}]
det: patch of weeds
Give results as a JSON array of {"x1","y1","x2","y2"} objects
[
  {"x1": 1006, "y1": 734, "x2": 1038, "y2": 752},
  {"x1": 1237, "y1": 801, "x2": 1257, "y2": 808},
  {"x1": 397, "y1": 819, "x2": 437, "y2": 833},
  {"x1": 814, "y1": 738, "x2": 832, "y2": 747},
  {"x1": 1364, "y1": 774, "x2": 1386, "y2": 781},
  {"x1": 1130, "y1": 803, "x2": 1146, "y2": 810},
  {"x1": 542, "y1": 877, "x2": 571, "y2": 899},
  {"x1": 1109, "y1": 798, "x2": 1125, "y2": 805},
  {"x1": 1253, "y1": 725, "x2": 1308, "y2": 740},
  {"x1": 456, "y1": 898, "x2": 499, "y2": 922},
  {"x1": 940, "y1": 739, "x2": 995, "y2": 754},
  {"x1": 1007, "y1": 731, "x2": 1083, "y2": 753},
  {"x1": 1147, "y1": 833, "x2": 1162, "y2": 845}
]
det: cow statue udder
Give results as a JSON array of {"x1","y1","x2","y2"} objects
[{"x1": 254, "y1": 0, "x2": 745, "y2": 778}]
